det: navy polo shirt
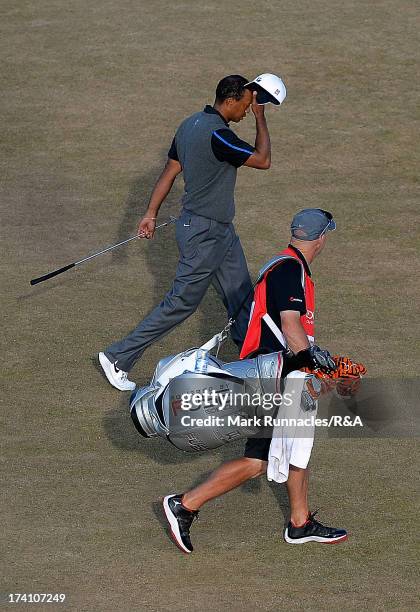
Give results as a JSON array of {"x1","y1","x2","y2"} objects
[{"x1": 168, "y1": 105, "x2": 254, "y2": 168}]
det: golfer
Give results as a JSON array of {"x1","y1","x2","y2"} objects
[
  {"x1": 100, "y1": 75, "x2": 272, "y2": 390},
  {"x1": 163, "y1": 209, "x2": 348, "y2": 552}
]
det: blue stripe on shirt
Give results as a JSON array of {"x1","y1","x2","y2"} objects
[{"x1": 212, "y1": 131, "x2": 253, "y2": 155}]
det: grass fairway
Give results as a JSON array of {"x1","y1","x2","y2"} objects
[{"x1": 2, "y1": 1, "x2": 419, "y2": 610}]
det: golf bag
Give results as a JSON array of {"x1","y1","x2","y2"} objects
[{"x1": 129, "y1": 347, "x2": 319, "y2": 452}]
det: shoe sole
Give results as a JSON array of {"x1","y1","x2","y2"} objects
[
  {"x1": 163, "y1": 495, "x2": 192, "y2": 554},
  {"x1": 98, "y1": 352, "x2": 135, "y2": 391},
  {"x1": 284, "y1": 529, "x2": 348, "y2": 545}
]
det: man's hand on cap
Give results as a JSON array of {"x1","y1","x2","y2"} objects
[{"x1": 251, "y1": 91, "x2": 265, "y2": 119}]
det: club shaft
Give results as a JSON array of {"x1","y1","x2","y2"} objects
[
  {"x1": 74, "y1": 219, "x2": 175, "y2": 265},
  {"x1": 30, "y1": 217, "x2": 176, "y2": 285},
  {"x1": 74, "y1": 235, "x2": 138, "y2": 265}
]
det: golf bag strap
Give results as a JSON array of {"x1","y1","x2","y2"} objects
[
  {"x1": 261, "y1": 313, "x2": 287, "y2": 348},
  {"x1": 200, "y1": 331, "x2": 227, "y2": 352},
  {"x1": 200, "y1": 255, "x2": 304, "y2": 355}
]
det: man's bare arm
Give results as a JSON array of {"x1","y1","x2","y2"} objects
[
  {"x1": 280, "y1": 310, "x2": 310, "y2": 354},
  {"x1": 138, "y1": 158, "x2": 182, "y2": 238},
  {"x1": 244, "y1": 92, "x2": 271, "y2": 170},
  {"x1": 281, "y1": 310, "x2": 336, "y2": 373}
]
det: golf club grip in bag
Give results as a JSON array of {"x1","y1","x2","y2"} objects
[{"x1": 30, "y1": 263, "x2": 75, "y2": 285}]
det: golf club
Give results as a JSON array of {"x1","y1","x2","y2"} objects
[{"x1": 30, "y1": 216, "x2": 177, "y2": 286}]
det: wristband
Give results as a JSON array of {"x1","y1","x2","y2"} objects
[{"x1": 283, "y1": 348, "x2": 313, "y2": 374}]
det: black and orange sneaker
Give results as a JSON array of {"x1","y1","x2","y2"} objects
[
  {"x1": 163, "y1": 494, "x2": 199, "y2": 554},
  {"x1": 284, "y1": 511, "x2": 348, "y2": 544}
]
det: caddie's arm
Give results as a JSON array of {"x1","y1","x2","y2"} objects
[
  {"x1": 244, "y1": 91, "x2": 271, "y2": 170},
  {"x1": 281, "y1": 310, "x2": 336, "y2": 373},
  {"x1": 281, "y1": 311, "x2": 310, "y2": 354},
  {"x1": 138, "y1": 158, "x2": 182, "y2": 239}
]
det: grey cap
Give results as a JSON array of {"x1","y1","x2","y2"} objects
[{"x1": 291, "y1": 208, "x2": 336, "y2": 241}]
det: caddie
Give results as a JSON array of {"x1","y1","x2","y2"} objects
[
  {"x1": 163, "y1": 209, "x2": 349, "y2": 552},
  {"x1": 99, "y1": 74, "x2": 282, "y2": 391}
]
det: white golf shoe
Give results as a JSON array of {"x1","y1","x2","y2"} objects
[{"x1": 98, "y1": 352, "x2": 136, "y2": 391}]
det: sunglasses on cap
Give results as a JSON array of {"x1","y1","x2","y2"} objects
[{"x1": 318, "y1": 209, "x2": 336, "y2": 237}]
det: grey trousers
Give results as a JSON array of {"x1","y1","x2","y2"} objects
[{"x1": 105, "y1": 210, "x2": 253, "y2": 372}]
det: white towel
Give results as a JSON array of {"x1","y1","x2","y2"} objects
[{"x1": 267, "y1": 371, "x2": 317, "y2": 484}]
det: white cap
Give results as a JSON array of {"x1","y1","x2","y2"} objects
[{"x1": 244, "y1": 73, "x2": 287, "y2": 105}]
